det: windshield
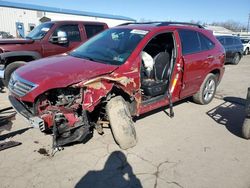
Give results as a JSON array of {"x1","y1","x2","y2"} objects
[
  {"x1": 26, "y1": 22, "x2": 54, "y2": 40},
  {"x1": 70, "y1": 28, "x2": 148, "y2": 65},
  {"x1": 241, "y1": 39, "x2": 250, "y2": 44}
]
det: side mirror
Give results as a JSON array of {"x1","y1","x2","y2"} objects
[{"x1": 50, "y1": 31, "x2": 68, "y2": 44}]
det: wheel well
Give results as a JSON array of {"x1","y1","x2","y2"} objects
[
  {"x1": 109, "y1": 87, "x2": 137, "y2": 115},
  {"x1": 210, "y1": 69, "x2": 220, "y2": 82},
  {"x1": 5, "y1": 56, "x2": 35, "y2": 67}
]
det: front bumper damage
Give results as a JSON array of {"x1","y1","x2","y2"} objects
[
  {"x1": 8, "y1": 95, "x2": 45, "y2": 129},
  {"x1": 8, "y1": 95, "x2": 93, "y2": 149}
]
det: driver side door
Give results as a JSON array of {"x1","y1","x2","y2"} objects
[{"x1": 42, "y1": 24, "x2": 83, "y2": 57}]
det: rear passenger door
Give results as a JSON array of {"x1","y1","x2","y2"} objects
[{"x1": 178, "y1": 29, "x2": 215, "y2": 98}]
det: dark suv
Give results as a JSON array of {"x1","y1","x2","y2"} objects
[
  {"x1": 216, "y1": 35, "x2": 243, "y2": 64},
  {"x1": 9, "y1": 22, "x2": 225, "y2": 150}
]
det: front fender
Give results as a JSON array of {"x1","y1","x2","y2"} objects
[
  {"x1": 0, "y1": 51, "x2": 42, "y2": 66},
  {"x1": 72, "y1": 75, "x2": 138, "y2": 112}
]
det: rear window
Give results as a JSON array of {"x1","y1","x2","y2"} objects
[{"x1": 85, "y1": 24, "x2": 105, "y2": 38}]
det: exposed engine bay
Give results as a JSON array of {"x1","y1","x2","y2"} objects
[{"x1": 32, "y1": 88, "x2": 95, "y2": 148}]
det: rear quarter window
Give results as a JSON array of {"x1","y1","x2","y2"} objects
[
  {"x1": 198, "y1": 33, "x2": 215, "y2": 51},
  {"x1": 233, "y1": 37, "x2": 242, "y2": 45}
]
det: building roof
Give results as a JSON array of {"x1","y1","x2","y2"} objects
[
  {"x1": 205, "y1": 25, "x2": 234, "y2": 35},
  {"x1": 0, "y1": 0, "x2": 135, "y2": 21}
]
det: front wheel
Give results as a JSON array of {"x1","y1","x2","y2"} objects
[
  {"x1": 106, "y1": 96, "x2": 137, "y2": 149},
  {"x1": 3, "y1": 61, "x2": 26, "y2": 87},
  {"x1": 193, "y1": 73, "x2": 217, "y2": 105},
  {"x1": 244, "y1": 48, "x2": 249, "y2": 55}
]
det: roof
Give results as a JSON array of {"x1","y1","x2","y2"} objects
[
  {"x1": 0, "y1": 0, "x2": 135, "y2": 21},
  {"x1": 117, "y1": 22, "x2": 208, "y2": 32}
]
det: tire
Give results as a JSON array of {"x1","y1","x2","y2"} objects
[
  {"x1": 106, "y1": 96, "x2": 137, "y2": 149},
  {"x1": 244, "y1": 48, "x2": 249, "y2": 55},
  {"x1": 3, "y1": 61, "x2": 26, "y2": 87},
  {"x1": 193, "y1": 73, "x2": 217, "y2": 105},
  {"x1": 232, "y1": 53, "x2": 241, "y2": 65},
  {"x1": 242, "y1": 118, "x2": 250, "y2": 139}
]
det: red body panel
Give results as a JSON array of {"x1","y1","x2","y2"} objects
[{"x1": 15, "y1": 55, "x2": 118, "y2": 102}]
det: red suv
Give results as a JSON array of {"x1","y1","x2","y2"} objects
[{"x1": 9, "y1": 22, "x2": 225, "y2": 150}]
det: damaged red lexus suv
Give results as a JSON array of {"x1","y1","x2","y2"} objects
[{"x1": 8, "y1": 22, "x2": 225, "y2": 150}]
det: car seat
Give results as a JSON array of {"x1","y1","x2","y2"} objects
[{"x1": 141, "y1": 52, "x2": 170, "y2": 97}]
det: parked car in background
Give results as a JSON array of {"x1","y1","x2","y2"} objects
[
  {"x1": 0, "y1": 31, "x2": 14, "y2": 39},
  {"x1": 216, "y1": 35, "x2": 243, "y2": 65},
  {"x1": 8, "y1": 22, "x2": 225, "y2": 150},
  {"x1": 0, "y1": 21, "x2": 108, "y2": 86},
  {"x1": 240, "y1": 38, "x2": 250, "y2": 55}
]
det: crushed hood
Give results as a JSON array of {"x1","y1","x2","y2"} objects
[{"x1": 15, "y1": 54, "x2": 118, "y2": 99}]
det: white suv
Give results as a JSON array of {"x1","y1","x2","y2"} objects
[{"x1": 241, "y1": 38, "x2": 250, "y2": 55}]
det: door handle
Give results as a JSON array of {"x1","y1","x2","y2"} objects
[{"x1": 207, "y1": 55, "x2": 214, "y2": 59}]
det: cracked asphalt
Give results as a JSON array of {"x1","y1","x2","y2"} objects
[{"x1": 0, "y1": 56, "x2": 250, "y2": 188}]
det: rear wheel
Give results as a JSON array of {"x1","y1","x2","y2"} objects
[
  {"x1": 242, "y1": 118, "x2": 250, "y2": 139},
  {"x1": 106, "y1": 96, "x2": 137, "y2": 149},
  {"x1": 3, "y1": 61, "x2": 26, "y2": 86},
  {"x1": 232, "y1": 53, "x2": 240, "y2": 65},
  {"x1": 193, "y1": 73, "x2": 217, "y2": 105}
]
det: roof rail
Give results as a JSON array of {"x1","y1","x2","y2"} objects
[{"x1": 119, "y1": 21, "x2": 205, "y2": 29}]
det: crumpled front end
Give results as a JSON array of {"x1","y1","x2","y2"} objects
[
  {"x1": 9, "y1": 68, "x2": 139, "y2": 149},
  {"x1": 9, "y1": 86, "x2": 93, "y2": 147}
]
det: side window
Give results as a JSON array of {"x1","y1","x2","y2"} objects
[
  {"x1": 218, "y1": 38, "x2": 225, "y2": 45},
  {"x1": 53, "y1": 24, "x2": 81, "y2": 42},
  {"x1": 198, "y1": 33, "x2": 215, "y2": 51},
  {"x1": 179, "y1": 30, "x2": 200, "y2": 55},
  {"x1": 85, "y1": 25, "x2": 105, "y2": 38},
  {"x1": 225, "y1": 37, "x2": 233, "y2": 46}
]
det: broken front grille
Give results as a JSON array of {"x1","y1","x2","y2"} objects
[{"x1": 8, "y1": 73, "x2": 38, "y2": 97}]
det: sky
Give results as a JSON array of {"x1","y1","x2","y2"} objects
[{"x1": 4, "y1": 0, "x2": 250, "y2": 25}]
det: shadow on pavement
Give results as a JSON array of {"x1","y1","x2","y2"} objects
[
  {"x1": 207, "y1": 96, "x2": 246, "y2": 138},
  {"x1": 75, "y1": 151, "x2": 142, "y2": 188},
  {"x1": 0, "y1": 127, "x2": 31, "y2": 141},
  {"x1": 0, "y1": 107, "x2": 17, "y2": 134}
]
